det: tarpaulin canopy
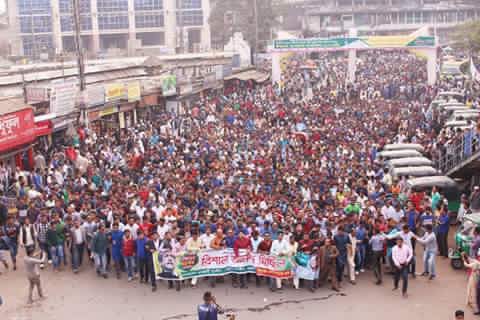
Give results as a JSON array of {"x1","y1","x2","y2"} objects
[{"x1": 225, "y1": 70, "x2": 270, "y2": 83}]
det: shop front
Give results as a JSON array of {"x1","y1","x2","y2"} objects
[
  {"x1": 137, "y1": 93, "x2": 164, "y2": 121},
  {"x1": 34, "y1": 119, "x2": 53, "y2": 151},
  {"x1": 51, "y1": 114, "x2": 79, "y2": 146},
  {"x1": 88, "y1": 105, "x2": 120, "y2": 135},
  {"x1": 119, "y1": 102, "x2": 137, "y2": 129},
  {"x1": 0, "y1": 108, "x2": 36, "y2": 171}
]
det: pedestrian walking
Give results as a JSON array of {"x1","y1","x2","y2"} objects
[
  {"x1": 415, "y1": 224, "x2": 437, "y2": 280},
  {"x1": 24, "y1": 247, "x2": 46, "y2": 304},
  {"x1": 392, "y1": 238, "x2": 413, "y2": 298}
]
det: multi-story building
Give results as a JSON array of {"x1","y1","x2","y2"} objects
[
  {"x1": 299, "y1": 0, "x2": 480, "y2": 43},
  {"x1": 6, "y1": 0, "x2": 211, "y2": 58}
]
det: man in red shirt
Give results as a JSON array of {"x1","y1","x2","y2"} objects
[
  {"x1": 233, "y1": 232, "x2": 252, "y2": 289},
  {"x1": 139, "y1": 216, "x2": 153, "y2": 237},
  {"x1": 138, "y1": 183, "x2": 150, "y2": 203},
  {"x1": 122, "y1": 229, "x2": 136, "y2": 281}
]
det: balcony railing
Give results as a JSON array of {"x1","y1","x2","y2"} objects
[{"x1": 437, "y1": 132, "x2": 480, "y2": 175}]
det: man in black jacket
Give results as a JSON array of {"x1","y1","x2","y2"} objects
[
  {"x1": 145, "y1": 231, "x2": 160, "y2": 292},
  {"x1": 0, "y1": 202, "x2": 7, "y2": 227}
]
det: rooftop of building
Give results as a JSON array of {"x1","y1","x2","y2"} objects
[
  {"x1": 0, "y1": 51, "x2": 234, "y2": 97},
  {"x1": 305, "y1": 1, "x2": 479, "y2": 14}
]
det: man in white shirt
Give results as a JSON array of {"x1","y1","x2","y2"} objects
[
  {"x1": 381, "y1": 200, "x2": 396, "y2": 220},
  {"x1": 392, "y1": 238, "x2": 413, "y2": 297},
  {"x1": 124, "y1": 218, "x2": 140, "y2": 240},
  {"x1": 200, "y1": 227, "x2": 215, "y2": 250},
  {"x1": 156, "y1": 218, "x2": 170, "y2": 240},
  {"x1": 389, "y1": 203, "x2": 404, "y2": 223},
  {"x1": 270, "y1": 232, "x2": 288, "y2": 291},
  {"x1": 388, "y1": 224, "x2": 416, "y2": 278},
  {"x1": 70, "y1": 219, "x2": 86, "y2": 273},
  {"x1": 152, "y1": 203, "x2": 165, "y2": 222},
  {"x1": 19, "y1": 218, "x2": 37, "y2": 253},
  {"x1": 251, "y1": 231, "x2": 263, "y2": 253}
]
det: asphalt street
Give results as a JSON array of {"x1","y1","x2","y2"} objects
[{"x1": 0, "y1": 249, "x2": 471, "y2": 320}]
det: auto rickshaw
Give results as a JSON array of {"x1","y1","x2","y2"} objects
[{"x1": 449, "y1": 213, "x2": 480, "y2": 269}]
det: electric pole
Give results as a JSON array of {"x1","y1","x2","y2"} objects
[
  {"x1": 72, "y1": 0, "x2": 88, "y2": 126},
  {"x1": 253, "y1": 0, "x2": 259, "y2": 65},
  {"x1": 72, "y1": 0, "x2": 86, "y2": 91}
]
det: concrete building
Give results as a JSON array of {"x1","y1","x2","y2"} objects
[
  {"x1": 299, "y1": 0, "x2": 480, "y2": 43},
  {"x1": 6, "y1": 0, "x2": 211, "y2": 58}
]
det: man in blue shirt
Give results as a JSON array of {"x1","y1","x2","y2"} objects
[
  {"x1": 437, "y1": 207, "x2": 450, "y2": 258},
  {"x1": 198, "y1": 291, "x2": 223, "y2": 320},
  {"x1": 334, "y1": 226, "x2": 350, "y2": 285}
]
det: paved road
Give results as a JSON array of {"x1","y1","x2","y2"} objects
[{"x1": 0, "y1": 250, "x2": 471, "y2": 320}]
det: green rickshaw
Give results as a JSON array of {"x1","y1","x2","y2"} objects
[{"x1": 449, "y1": 213, "x2": 480, "y2": 269}]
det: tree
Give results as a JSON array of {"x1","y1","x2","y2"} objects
[
  {"x1": 209, "y1": 0, "x2": 277, "y2": 53},
  {"x1": 452, "y1": 20, "x2": 480, "y2": 54}
]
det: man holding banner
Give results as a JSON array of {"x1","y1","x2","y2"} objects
[
  {"x1": 233, "y1": 232, "x2": 252, "y2": 289},
  {"x1": 270, "y1": 232, "x2": 288, "y2": 291},
  {"x1": 257, "y1": 233, "x2": 273, "y2": 290}
]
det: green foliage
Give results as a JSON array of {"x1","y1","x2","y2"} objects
[
  {"x1": 209, "y1": 0, "x2": 277, "y2": 50},
  {"x1": 452, "y1": 20, "x2": 480, "y2": 54}
]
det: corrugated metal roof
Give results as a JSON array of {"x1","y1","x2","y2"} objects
[
  {"x1": 225, "y1": 70, "x2": 269, "y2": 82},
  {"x1": 0, "y1": 97, "x2": 31, "y2": 116}
]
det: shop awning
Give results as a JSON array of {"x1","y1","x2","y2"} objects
[
  {"x1": 35, "y1": 120, "x2": 53, "y2": 137},
  {"x1": 34, "y1": 113, "x2": 57, "y2": 122},
  {"x1": 225, "y1": 70, "x2": 270, "y2": 83}
]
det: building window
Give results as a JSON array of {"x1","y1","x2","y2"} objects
[
  {"x1": 177, "y1": 10, "x2": 203, "y2": 26},
  {"x1": 354, "y1": 13, "x2": 369, "y2": 26},
  {"x1": 20, "y1": 15, "x2": 52, "y2": 33},
  {"x1": 177, "y1": 0, "x2": 202, "y2": 9},
  {"x1": 446, "y1": 11, "x2": 455, "y2": 23},
  {"x1": 414, "y1": 12, "x2": 421, "y2": 24},
  {"x1": 22, "y1": 34, "x2": 53, "y2": 56},
  {"x1": 59, "y1": 0, "x2": 91, "y2": 14},
  {"x1": 136, "y1": 32, "x2": 165, "y2": 46},
  {"x1": 406, "y1": 12, "x2": 414, "y2": 24},
  {"x1": 98, "y1": 13, "x2": 129, "y2": 29},
  {"x1": 97, "y1": 0, "x2": 128, "y2": 12},
  {"x1": 135, "y1": 13, "x2": 164, "y2": 28},
  {"x1": 60, "y1": 15, "x2": 92, "y2": 31},
  {"x1": 18, "y1": 0, "x2": 50, "y2": 15},
  {"x1": 134, "y1": 0, "x2": 163, "y2": 10}
]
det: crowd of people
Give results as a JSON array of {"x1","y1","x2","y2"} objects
[{"x1": 0, "y1": 50, "x2": 478, "y2": 307}]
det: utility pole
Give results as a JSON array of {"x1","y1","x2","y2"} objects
[
  {"x1": 72, "y1": 0, "x2": 87, "y2": 126},
  {"x1": 253, "y1": 0, "x2": 259, "y2": 65},
  {"x1": 72, "y1": 0, "x2": 86, "y2": 91}
]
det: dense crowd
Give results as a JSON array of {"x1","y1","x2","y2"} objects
[{"x1": 0, "y1": 50, "x2": 476, "y2": 306}]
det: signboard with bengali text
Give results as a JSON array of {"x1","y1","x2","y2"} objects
[
  {"x1": 272, "y1": 36, "x2": 436, "y2": 52},
  {"x1": 50, "y1": 79, "x2": 77, "y2": 116},
  {"x1": 105, "y1": 83, "x2": 126, "y2": 102},
  {"x1": 0, "y1": 108, "x2": 36, "y2": 152}
]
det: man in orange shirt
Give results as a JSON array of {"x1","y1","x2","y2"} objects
[{"x1": 209, "y1": 229, "x2": 225, "y2": 288}]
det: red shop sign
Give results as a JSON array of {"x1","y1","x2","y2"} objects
[
  {"x1": 0, "y1": 108, "x2": 36, "y2": 152},
  {"x1": 35, "y1": 120, "x2": 52, "y2": 137}
]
